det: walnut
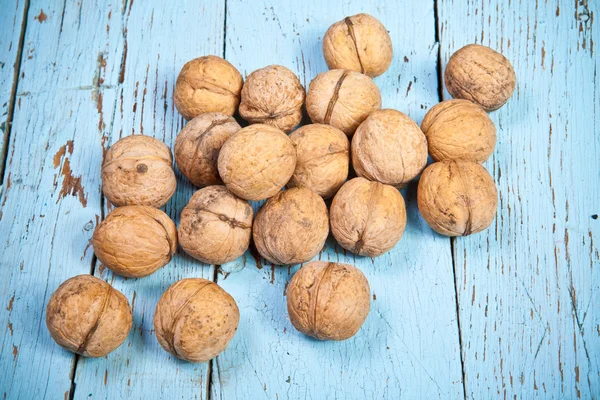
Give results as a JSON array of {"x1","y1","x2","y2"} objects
[
  {"x1": 444, "y1": 44, "x2": 516, "y2": 111},
  {"x1": 92, "y1": 206, "x2": 177, "y2": 278},
  {"x1": 46, "y1": 275, "x2": 132, "y2": 357},
  {"x1": 102, "y1": 135, "x2": 176, "y2": 208},
  {"x1": 174, "y1": 113, "x2": 241, "y2": 187},
  {"x1": 218, "y1": 124, "x2": 296, "y2": 201},
  {"x1": 286, "y1": 261, "x2": 370, "y2": 340},
  {"x1": 178, "y1": 186, "x2": 253, "y2": 265},
  {"x1": 352, "y1": 109, "x2": 427, "y2": 188},
  {"x1": 287, "y1": 124, "x2": 349, "y2": 199},
  {"x1": 154, "y1": 278, "x2": 239, "y2": 363},
  {"x1": 239, "y1": 65, "x2": 305, "y2": 133},
  {"x1": 253, "y1": 187, "x2": 329, "y2": 265},
  {"x1": 417, "y1": 160, "x2": 498, "y2": 236},
  {"x1": 306, "y1": 69, "x2": 381, "y2": 136},
  {"x1": 322, "y1": 13, "x2": 393, "y2": 77},
  {"x1": 174, "y1": 56, "x2": 243, "y2": 119},
  {"x1": 421, "y1": 100, "x2": 496, "y2": 163},
  {"x1": 330, "y1": 177, "x2": 406, "y2": 257}
]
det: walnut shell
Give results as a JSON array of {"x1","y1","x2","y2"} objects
[
  {"x1": 253, "y1": 187, "x2": 329, "y2": 265},
  {"x1": 287, "y1": 124, "x2": 349, "y2": 199},
  {"x1": 102, "y1": 135, "x2": 176, "y2": 208},
  {"x1": 323, "y1": 13, "x2": 392, "y2": 77},
  {"x1": 417, "y1": 160, "x2": 498, "y2": 236},
  {"x1": 218, "y1": 124, "x2": 296, "y2": 201},
  {"x1": 444, "y1": 44, "x2": 516, "y2": 111},
  {"x1": 287, "y1": 261, "x2": 370, "y2": 340},
  {"x1": 352, "y1": 109, "x2": 427, "y2": 187},
  {"x1": 92, "y1": 206, "x2": 177, "y2": 278},
  {"x1": 174, "y1": 56, "x2": 243, "y2": 119},
  {"x1": 239, "y1": 65, "x2": 305, "y2": 133},
  {"x1": 306, "y1": 69, "x2": 381, "y2": 136},
  {"x1": 46, "y1": 275, "x2": 132, "y2": 357},
  {"x1": 421, "y1": 100, "x2": 496, "y2": 163},
  {"x1": 330, "y1": 177, "x2": 406, "y2": 257},
  {"x1": 174, "y1": 113, "x2": 241, "y2": 187},
  {"x1": 154, "y1": 278, "x2": 239, "y2": 363},
  {"x1": 178, "y1": 186, "x2": 253, "y2": 265}
]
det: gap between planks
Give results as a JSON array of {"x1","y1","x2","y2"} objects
[
  {"x1": 0, "y1": 0, "x2": 31, "y2": 185},
  {"x1": 433, "y1": 0, "x2": 467, "y2": 398}
]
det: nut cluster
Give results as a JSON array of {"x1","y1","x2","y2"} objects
[{"x1": 48, "y1": 14, "x2": 517, "y2": 360}]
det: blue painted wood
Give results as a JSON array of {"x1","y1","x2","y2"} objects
[
  {"x1": 0, "y1": 0, "x2": 27, "y2": 178},
  {"x1": 438, "y1": 0, "x2": 599, "y2": 398},
  {"x1": 0, "y1": 1, "x2": 126, "y2": 398},
  {"x1": 71, "y1": 1, "x2": 224, "y2": 398},
  {"x1": 211, "y1": 1, "x2": 464, "y2": 399}
]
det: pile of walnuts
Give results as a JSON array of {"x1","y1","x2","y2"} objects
[{"x1": 46, "y1": 13, "x2": 515, "y2": 362}]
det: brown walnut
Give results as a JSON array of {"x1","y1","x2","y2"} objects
[
  {"x1": 239, "y1": 65, "x2": 305, "y2": 133},
  {"x1": 46, "y1": 275, "x2": 132, "y2": 357},
  {"x1": 417, "y1": 160, "x2": 498, "y2": 236},
  {"x1": 306, "y1": 69, "x2": 381, "y2": 136},
  {"x1": 253, "y1": 187, "x2": 329, "y2": 265},
  {"x1": 330, "y1": 177, "x2": 406, "y2": 257},
  {"x1": 174, "y1": 113, "x2": 241, "y2": 187},
  {"x1": 154, "y1": 278, "x2": 239, "y2": 363},
  {"x1": 218, "y1": 124, "x2": 296, "y2": 201},
  {"x1": 352, "y1": 109, "x2": 427, "y2": 188},
  {"x1": 102, "y1": 135, "x2": 176, "y2": 208},
  {"x1": 178, "y1": 186, "x2": 253, "y2": 265},
  {"x1": 323, "y1": 13, "x2": 393, "y2": 77},
  {"x1": 287, "y1": 261, "x2": 370, "y2": 340},
  {"x1": 92, "y1": 206, "x2": 177, "y2": 278},
  {"x1": 421, "y1": 99, "x2": 496, "y2": 163},
  {"x1": 174, "y1": 56, "x2": 243, "y2": 119},
  {"x1": 444, "y1": 44, "x2": 516, "y2": 111},
  {"x1": 287, "y1": 124, "x2": 349, "y2": 199}
]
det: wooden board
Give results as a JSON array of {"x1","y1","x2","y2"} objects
[
  {"x1": 211, "y1": 1, "x2": 464, "y2": 399},
  {"x1": 438, "y1": 0, "x2": 600, "y2": 398},
  {"x1": 0, "y1": 1, "x2": 126, "y2": 398},
  {"x1": 0, "y1": 0, "x2": 27, "y2": 179}
]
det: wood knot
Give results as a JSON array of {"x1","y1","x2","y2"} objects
[{"x1": 136, "y1": 164, "x2": 148, "y2": 173}]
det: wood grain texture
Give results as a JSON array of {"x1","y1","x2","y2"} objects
[
  {"x1": 438, "y1": 0, "x2": 599, "y2": 398},
  {"x1": 0, "y1": 1, "x2": 126, "y2": 398},
  {"x1": 70, "y1": 1, "x2": 225, "y2": 399},
  {"x1": 212, "y1": 1, "x2": 464, "y2": 399},
  {"x1": 0, "y1": 0, "x2": 27, "y2": 179}
]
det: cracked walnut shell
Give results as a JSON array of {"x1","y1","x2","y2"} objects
[
  {"x1": 287, "y1": 124, "x2": 349, "y2": 199},
  {"x1": 239, "y1": 65, "x2": 305, "y2": 133},
  {"x1": 352, "y1": 109, "x2": 427, "y2": 187},
  {"x1": 417, "y1": 160, "x2": 498, "y2": 236},
  {"x1": 175, "y1": 113, "x2": 241, "y2": 187},
  {"x1": 253, "y1": 187, "x2": 329, "y2": 265},
  {"x1": 287, "y1": 261, "x2": 370, "y2": 341},
  {"x1": 174, "y1": 56, "x2": 243, "y2": 119},
  {"x1": 154, "y1": 278, "x2": 239, "y2": 363},
  {"x1": 102, "y1": 135, "x2": 176, "y2": 208},
  {"x1": 46, "y1": 275, "x2": 132, "y2": 357},
  {"x1": 323, "y1": 13, "x2": 393, "y2": 77},
  {"x1": 218, "y1": 124, "x2": 296, "y2": 201},
  {"x1": 421, "y1": 100, "x2": 496, "y2": 163},
  {"x1": 444, "y1": 44, "x2": 516, "y2": 111},
  {"x1": 92, "y1": 206, "x2": 177, "y2": 278},
  {"x1": 178, "y1": 186, "x2": 253, "y2": 265},
  {"x1": 330, "y1": 178, "x2": 406, "y2": 257},
  {"x1": 306, "y1": 69, "x2": 381, "y2": 136}
]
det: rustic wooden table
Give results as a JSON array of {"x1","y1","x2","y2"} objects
[{"x1": 0, "y1": 0, "x2": 598, "y2": 399}]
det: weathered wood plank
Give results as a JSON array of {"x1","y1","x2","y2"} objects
[
  {"x1": 212, "y1": 1, "x2": 464, "y2": 399},
  {"x1": 438, "y1": 0, "x2": 599, "y2": 398},
  {"x1": 71, "y1": 1, "x2": 225, "y2": 399},
  {"x1": 0, "y1": 1, "x2": 126, "y2": 398},
  {"x1": 0, "y1": 0, "x2": 28, "y2": 181}
]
